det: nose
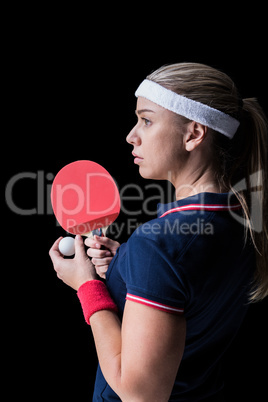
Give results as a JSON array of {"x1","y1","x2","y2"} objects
[{"x1": 126, "y1": 125, "x2": 141, "y2": 145}]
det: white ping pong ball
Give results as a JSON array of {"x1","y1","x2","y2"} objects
[{"x1": 59, "y1": 236, "x2": 75, "y2": 256}]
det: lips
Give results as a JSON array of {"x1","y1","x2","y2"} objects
[
  {"x1": 132, "y1": 151, "x2": 143, "y2": 165},
  {"x1": 132, "y1": 152, "x2": 142, "y2": 158}
]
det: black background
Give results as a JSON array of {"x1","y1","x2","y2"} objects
[{"x1": 4, "y1": 8, "x2": 268, "y2": 401}]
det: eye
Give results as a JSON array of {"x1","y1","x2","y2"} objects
[{"x1": 142, "y1": 118, "x2": 151, "y2": 126}]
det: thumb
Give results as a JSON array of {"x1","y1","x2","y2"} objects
[{"x1": 75, "y1": 234, "x2": 87, "y2": 257}]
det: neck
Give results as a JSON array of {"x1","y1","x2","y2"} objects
[{"x1": 172, "y1": 166, "x2": 223, "y2": 201}]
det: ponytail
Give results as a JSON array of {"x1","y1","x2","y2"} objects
[
  {"x1": 239, "y1": 99, "x2": 268, "y2": 302},
  {"x1": 216, "y1": 98, "x2": 268, "y2": 302}
]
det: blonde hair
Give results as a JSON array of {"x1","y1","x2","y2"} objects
[{"x1": 147, "y1": 63, "x2": 268, "y2": 302}]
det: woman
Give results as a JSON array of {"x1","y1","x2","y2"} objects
[{"x1": 49, "y1": 63, "x2": 268, "y2": 401}]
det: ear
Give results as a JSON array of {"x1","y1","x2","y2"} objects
[{"x1": 184, "y1": 122, "x2": 208, "y2": 152}]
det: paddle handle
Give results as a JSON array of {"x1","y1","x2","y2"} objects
[{"x1": 83, "y1": 226, "x2": 109, "y2": 238}]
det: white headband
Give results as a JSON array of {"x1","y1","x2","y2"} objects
[{"x1": 135, "y1": 79, "x2": 240, "y2": 139}]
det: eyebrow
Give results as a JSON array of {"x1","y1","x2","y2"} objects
[{"x1": 135, "y1": 109, "x2": 155, "y2": 115}]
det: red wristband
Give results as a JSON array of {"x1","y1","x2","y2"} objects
[{"x1": 77, "y1": 280, "x2": 118, "y2": 325}]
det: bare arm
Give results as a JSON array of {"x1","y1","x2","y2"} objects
[{"x1": 91, "y1": 301, "x2": 186, "y2": 401}]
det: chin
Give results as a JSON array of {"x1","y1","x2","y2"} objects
[{"x1": 139, "y1": 166, "x2": 165, "y2": 181}]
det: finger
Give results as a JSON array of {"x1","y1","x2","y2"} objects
[
  {"x1": 97, "y1": 264, "x2": 109, "y2": 274},
  {"x1": 87, "y1": 248, "x2": 111, "y2": 258},
  {"x1": 97, "y1": 272, "x2": 106, "y2": 280},
  {"x1": 94, "y1": 235, "x2": 113, "y2": 247},
  {"x1": 49, "y1": 237, "x2": 63, "y2": 253},
  {"x1": 92, "y1": 257, "x2": 113, "y2": 267},
  {"x1": 96, "y1": 266, "x2": 108, "y2": 279},
  {"x1": 49, "y1": 237, "x2": 64, "y2": 263},
  {"x1": 94, "y1": 236, "x2": 120, "y2": 251},
  {"x1": 84, "y1": 237, "x2": 101, "y2": 249}
]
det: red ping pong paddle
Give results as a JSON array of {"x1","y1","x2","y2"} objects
[{"x1": 51, "y1": 160, "x2": 120, "y2": 254}]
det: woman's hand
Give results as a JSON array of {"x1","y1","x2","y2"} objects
[
  {"x1": 49, "y1": 235, "x2": 98, "y2": 290},
  {"x1": 85, "y1": 235, "x2": 120, "y2": 279}
]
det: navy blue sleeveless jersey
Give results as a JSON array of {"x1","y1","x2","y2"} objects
[{"x1": 92, "y1": 192, "x2": 255, "y2": 401}]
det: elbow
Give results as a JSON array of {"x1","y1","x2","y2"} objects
[
  {"x1": 113, "y1": 380, "x2": 143, "y2": 402},
  {"x1": 116, "y1": 389, "x2": 153, "y2": 402},
  {"x1": 114, "y1": 376, "x2": 170, "y2": 402}
]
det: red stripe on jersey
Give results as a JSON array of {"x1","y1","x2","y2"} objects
[
  {"x1": 160, "y1": 203, "x2": 241, "y2": 218},
  {"x1": 126, "y1": 293, "x2": 184, "y2": 315}
]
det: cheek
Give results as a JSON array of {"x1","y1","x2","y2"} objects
[
  {"x1": 152, "y1": 133, "x2": 184, "y2": 167},
  {"x1": 140, "y1": 139, "x2": 181, "y2": 179},
  {"x1": 139, "y1": 123, "x2": 185, "y2": 179},
  {"x1": 139, "y1": 142, "x2": 164, "y2": 179}
]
